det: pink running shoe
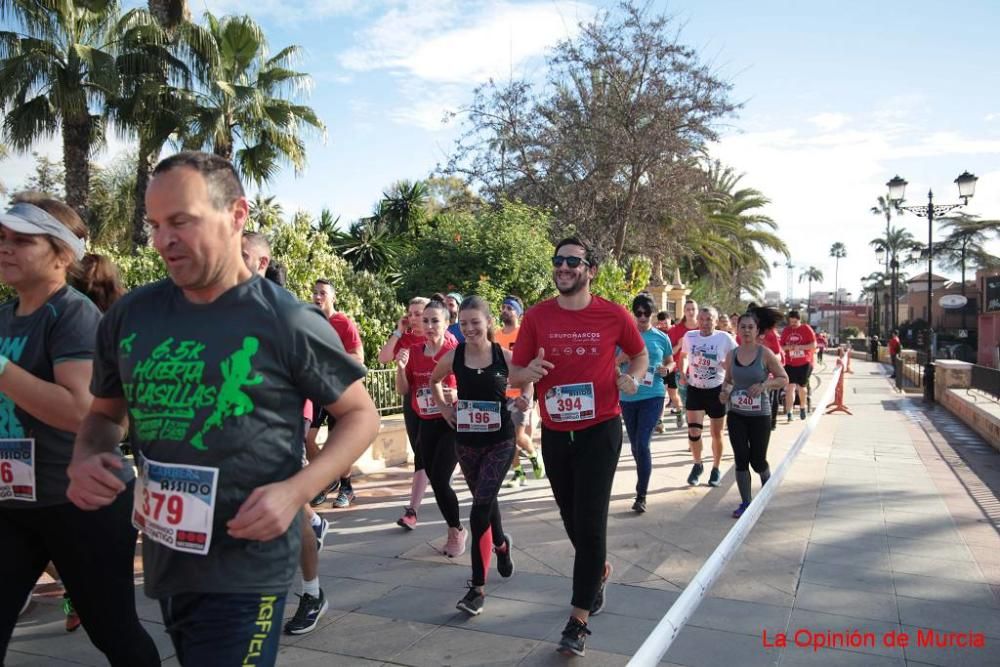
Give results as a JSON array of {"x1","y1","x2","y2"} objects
[
  {"x1": 443, "y1": 526, "x2": 468, "y2": 558},
  {"x1": 397, "y1": 507, "x2": 417, "y2": 531}
]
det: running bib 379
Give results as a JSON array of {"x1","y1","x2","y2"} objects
[
  {"x1": 456, "y1": 400, "x2": 501, "y2": 432},
  {"x1": 415, "y1": 387, "x2": 442, "y2": 417},
  {"x1": 132, "y1": 457, "x2": 219, "y2": 555},
  {"x1": 0, "y1": 439, "x2": 35, "y2": 502},
  {"x1": 545, "y1": 383, "x2": 596, "y2": 422},
  {"x1": 730, "y1": 390, "x2": 762, "y2": 412}
]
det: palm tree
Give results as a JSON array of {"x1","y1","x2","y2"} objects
[
  {"x1": 829, "y1": 242, "x2": 847, "y2": 340},
  {"x1": 180, "y1": 13, "x2": 325, "y2": 188},
  {"x1": 380, "y1": 180, "x2": 429, "y2": 237},
  {"x1": 148, "y1": 0, "x2": 188, "y2": 34},
  {"x1": 935, "y1": 213, "x2": 1000, "y2": 330},
  {"x1": 0, "y1": 0, "x2": 124, "y2": 220},
  {"x1": 799, "y1": 266, "x2": 823, "y2": 319},
  {"x1": 333, "y1": 219, "x2": 405, "y2": 280},
  {"x1": 869, "y1": 225, "x2": 915, "y2": 333},
  {"x1": 0, "y1": 142, "x2": 8, "y2": 196},
  {"x1": 247, "y1": 193, "x2": 284, "y2": 231}
]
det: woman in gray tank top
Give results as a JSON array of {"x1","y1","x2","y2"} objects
[{"x1": 719, "y1": 309, "x2": 788, "y2": 518}]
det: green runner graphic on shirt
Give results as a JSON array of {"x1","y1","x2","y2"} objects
[{"x1": 121, "y1": 335, "x2": 262, "y2": 450}]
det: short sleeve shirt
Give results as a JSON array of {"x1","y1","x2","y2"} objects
[
  {"x1": 780, "y1": 324, "x2": 817, "y2": 367},
  {"x1": 0, "y1": 286, "x2": 107, "y2": 507},
  {"x1": 404, "y1": 339, "x2": 458, "y2": 419},
  {"x1": 681, "y1": 330, "x2": 737, "y2": 389},
  {"x1": 620, "y1": 328, "x2": 672, "y2": 402},
  {"x1": 328, "y1": 312, "x2": 362, "y2": 354},
  {"x1": 512, "y1": 296, "x2": 644, "y2": 431},
  {"x1": 493, "y1": 327, "x2": 521, "y2": 398},
  {"x1": 667, "y1": 321, "x2": 698, "y2": 363},
  {"x1": 91, "y1": 276, "x2": 366, "y2": 598}
]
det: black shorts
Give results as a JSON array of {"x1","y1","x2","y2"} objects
[
  {"x1": 785, "y1": 364, "x2": 812, "y2": 387},
  {"x1": 666, "y1": 371, "x2": 678, "y2": 389},
  {"x1": 685, "y1": 385, "x2": 726, "y2": 419},
  {"x1": 311, "y1": 403, "x2": 334, "y2": 429}
]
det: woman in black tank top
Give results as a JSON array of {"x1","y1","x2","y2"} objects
[{"x1": 430, "y1": 296, "x2": 533, "y2": 617}]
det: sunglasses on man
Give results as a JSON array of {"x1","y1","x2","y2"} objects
[{"x1": 551, "y1": 255, "x2": 591, "y2": 268}]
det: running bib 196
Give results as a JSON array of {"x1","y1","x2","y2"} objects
[
  {"x1": 456, "y1": 400, "x2": 501, "y2": 432},
  {"x1": 730, "y1": 389, "x2": 762, "y2": 412},
  {"x1": 0, "y1": 439, "x2": 35, "y2": 502},
  {"x1": 545, "y1": 383, "x2": 596, "y2": 422},
  {"x1": 415, "y1": 387, "x2": 442, "y2": 416},
  {"x1": 132, "y1": 458, "x2": 219, "y2": 555}
]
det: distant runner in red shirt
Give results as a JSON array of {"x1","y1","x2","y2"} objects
[
  {"x1": 888, "y1": 330, "x2": 901, "y2": 378},
  {"x1": 779, "y1": 310, "x2": 817, "y2": 422},
  {"x1": 665, "y1": 300, "x2": 699, "y2": 426},
  {"x1": 510, "y1": 237, "x2": 647, "y2": 658}
]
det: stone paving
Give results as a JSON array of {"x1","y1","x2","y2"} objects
[{"x1": 9, "y1": 359, "x2": 1000, "y2": 666}]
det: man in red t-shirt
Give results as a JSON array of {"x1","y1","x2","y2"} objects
[
  {"x1": 665, "y1": 300, "x2": 699, "y2": 427},
  {"x1": 888, "y1": 330, "x2": 901, "y2": 378},
  {"x1": 779, "y1": 310, "x2": 816, "y2": 421},
  {"x1": 510, "y1": 237, "x2": 647, "y2": 657},
  {"x1": 309, "y1": 278, "x2": 365, "y2": 508}
]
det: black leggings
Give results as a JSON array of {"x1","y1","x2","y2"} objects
[
  {"x1": 403, "y1": 396, "x2": 423, "y2": 471},
  {"x1": 727, "y1": 412, "x2": 772, "y2": 473},
  {"x1": 457, "y1": 438, "x2": 516, "y2": 587},
  {"x1": 417, "y1": 418, "x2": 460, "y2": 528},
  {"x1": 0, "y1": 484, "x2": 159, "y2": 666},
  {"x1": 542, "y1": 418, "x2": 622, "y2": 610}
]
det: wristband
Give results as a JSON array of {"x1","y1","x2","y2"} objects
[{"x1": 0, "y1": 354, "x2": 8, "y2": 377}]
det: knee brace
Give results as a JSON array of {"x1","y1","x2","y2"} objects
[{"x1": 687, "y1": 423, "x2": 703, "y2": 441}]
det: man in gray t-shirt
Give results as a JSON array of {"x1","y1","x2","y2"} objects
[{"x1": 67, "y1": 152, "x2": 380, "y2": 667}]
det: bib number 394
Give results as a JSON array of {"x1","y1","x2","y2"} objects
[
  {"x1": 545, "y1": 383, "x2": 596, "y2": 422},
  {"x1": 132, "y1": 458, "x2": 219, "y2": 555},
  {"x1": 456, "y1": 400, "x2": 501, "y2": 432},
  {"x1": 0, "y1": 439, "x2": 36, "y2": 502}
]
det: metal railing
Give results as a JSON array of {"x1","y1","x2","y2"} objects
[
  {"x1": 970, "y1": 364, "x2": 1000, "y2": 402},
  {"x1": 364, "y1": 368, "x2": 403, "y2": 415},
  {"x1": 894, "y1": 352, "x2": 926, "y2": 392}
]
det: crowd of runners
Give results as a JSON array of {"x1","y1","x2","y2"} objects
[{"x1": 0, "y1": 151, "x2": 826, "y2": 664}]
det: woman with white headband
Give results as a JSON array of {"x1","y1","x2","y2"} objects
[{"x1": 0, "y1": 195, "x2": 159, "y2": 665}]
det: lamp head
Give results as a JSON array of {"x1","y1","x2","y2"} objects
[{"x1": 886, "y1": 175, "x2": 907, "y2": 203}]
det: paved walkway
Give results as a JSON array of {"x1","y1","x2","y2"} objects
[{"x1": 10, "y1": 360, "x2": 1000, "y2": 666}]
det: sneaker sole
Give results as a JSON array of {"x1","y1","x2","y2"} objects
[
  {"x1": 591, "y1": 563, "x2": 613, "y2": 616},
  {"x1": 284, "y1": 599, "x2": 329, "y2": 635},
  {"x1": 557, "y1": 644, "x2": 585, "y2": 657},
  {"x1": 497, "y1": 534, "x2": 515, "y2": 578},
  {"x1": 456, "y1": 602, "x2": 483, "y2": 616},
  {"x1": 396, "y1": 518, "x2": 416, "y2": 531}
]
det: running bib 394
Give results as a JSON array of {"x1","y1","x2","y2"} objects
[
  {"x1": 132, "y1": 458, "x2": 219, "y2": 555},
  {"x1": 730, "y1": 390, "x2": 762, "y2": 412},
  {"x1": 415, "y1": 387, "x2": 442, "y2": 417},
  {"x1": 0, "y1": 439, "x2": 35, "y2": 502},
  {"x1": 456, "y1": 400, "x2": 501, "y2": 432},
  {"x1": 545, "y1": 383, "x2": 596, "y2": 422}
]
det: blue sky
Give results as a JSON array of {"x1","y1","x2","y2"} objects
[{"x1": 4, "y1": 0, "x2": 999, "y2": 301}]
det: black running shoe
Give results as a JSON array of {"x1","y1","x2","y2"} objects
[
  {"x1": 590, "y1": 562, "x2": 612, "y2": 616},
  {"x1": 310, "y1": 480, "x2": 340, "y2": 507},
  {"x1": 632, "y1": 496, "x2": 646, "y2": 513},
  {"x1": 456, "y1": 586, "x2": 484, "y2": 616},
  {"x1": 687, "y1": 462, "x2": 704, "y2": 486},
  {"x1": 707, "y1": 467, "x2": 721, "y2": 487},
  {"x1": 283, "y1": 590, "x2": 328, "y2": 635},
  {"x1": 800, "y1": 408, "x2": 807, "y2": 421},
  {"x1": 495, "y1": 534, "x2": 515, "y2": 578},
  {"x1": 557, "y1": 617, "x2": 591, "y2": 657}
]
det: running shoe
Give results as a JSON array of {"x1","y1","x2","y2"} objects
[
  {"x1": 397, "y1": 506, "x2": 417, "y2": 531},
  {"x1": 557, "y1": 617, "x2": 591, "y2": 657},
  {"x1": 312, "y1": 515, "x2": 329, "y2": 551},
  {"x1": 456, "y1": 586, "x2": 485, "y2": 616},
  {"x1": 675, "y1": 411, "x2": 684, "y2": 428},
  {"x1": 654, "y1": 422, "x2": 665, "y2": 434},
  {"x1": 529, "y1": 457, "x2": 545, "y2": 480},
  {"x1": 707, "y1": 467, "x2": 721, "y2": 487},
  {"x1": 800, "y1": 408, "x2": 807, "y2": 421},
  {"x1": 732, "y1": 502, "x2": 750, "y2": 519},
  {"x1": 310, "y1": 480, "x2": 340, "y2": 507},
  {"x1": 333, "y1": 488, "x2": 355, "y2": 508},
  {"x1": 687, "y1": 462, "x2": 704, "y2": 486},
  {"x1": 590, "y1": 562, "x2": 613, "y2": 616},
  {"x1": 62, "y1": 596, "x2": 80, "y2": 633},
  {"x1": 283, "y1": 590, "x2": 328, "y2": 635},
  {"x1": 504, "y1": 469, "x2": 527, "y2": 488},
  {"x1": 632, "y1": 496, "x2": 646, "y2": 513},
  {"x1": 787, "y1": 412, "x2": 793, "y2": 424},
  {"x1": 495, "y1": 534, "x2": 515, "y2": 577},
  {"x1": 443, "y1": 526, "x2": 468, "y2": 558}
]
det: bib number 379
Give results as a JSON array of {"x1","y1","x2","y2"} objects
[{"x1": 133, "y1": 458, "x2": 219, "y2": 555}]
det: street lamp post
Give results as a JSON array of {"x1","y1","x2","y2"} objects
[{"x1": 886, "y1": 171, "x2": 978, "y2": 402}]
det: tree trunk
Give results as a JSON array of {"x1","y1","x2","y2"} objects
[
  {"x1": 62, "y1": 117, "x2": 92, "y2": 229},
  {"x1": 131, "y1": 137, "x2": 160, "y2": 252}
]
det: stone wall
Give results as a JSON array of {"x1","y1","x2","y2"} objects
[{"x1": 934, "y1": 360, "x2": 1000, "y2": 452}]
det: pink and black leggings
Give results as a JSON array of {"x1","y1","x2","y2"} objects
[{"x1": 456, "y1": 438, "x2": 516, "y2": 587}]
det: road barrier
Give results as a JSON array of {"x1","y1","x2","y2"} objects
[{"x1": 628, "y1": 363, "x2": 845, "y2": 667}]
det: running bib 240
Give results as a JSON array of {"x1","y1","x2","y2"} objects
[
  {"x1": 0, "y1": 439, "x2": 35, "y2": 502},
  {"x1": 545, "y1": 383, "x2": 596, "y2": 422},
  {"x1": 132, "y1": 458, "x2": 219, "y2": 555},
  {"x1": 456, "y1": 400, "x2": 501, "y2": 432},
  {"x1": 415, "y1": 387, "x2": 442, "y2": 417},
  {"x1": 730, "y1": 390, "x2": 762, "y2": 412}
]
